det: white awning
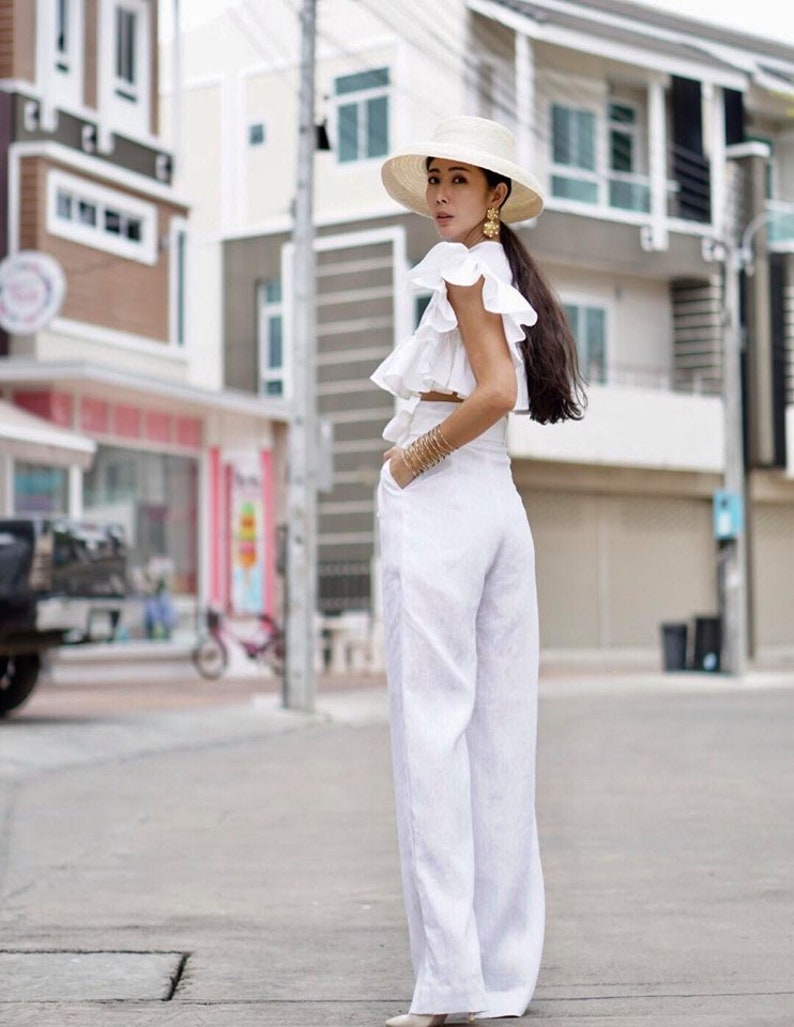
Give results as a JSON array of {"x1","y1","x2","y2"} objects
[{"x1": 0, "y1": 399, "x2": 96, "y2": 470}]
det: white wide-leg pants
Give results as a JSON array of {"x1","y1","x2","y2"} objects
[{"x1": 377, "y1": 403, "x2": 544, "y2": 1019}]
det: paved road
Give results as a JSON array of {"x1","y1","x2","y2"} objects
[{"x1": 1, "y1": 668, "x2": 792, "y2": 1025}]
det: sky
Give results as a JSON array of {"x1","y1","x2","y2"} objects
[{"x1": 159, "y1": 0, "x2": 794, "y2": 46}]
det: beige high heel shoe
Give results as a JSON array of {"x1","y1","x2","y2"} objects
[
  {"x1": 384, "y1": 1017, "x2": 447, "y2": 1027},
  {"x1": 385, "y1": 1014, "x2": 475, "y2": 1026}
]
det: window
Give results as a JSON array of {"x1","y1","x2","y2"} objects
[
  {"x1": 84, "y1": 447, "x2": 199, "y2": 596},
  {"x1": 56, "y1": 0, "x2": 71, "y2": 70},
  {"x1": 334, "y1": 68, "x2": 390, "y2": 163},
  {"x1": 550, "y1": 104, "x2": 598, "y2": 203},
  {"x1": 50, "y1": 0, "x2": 84, "y2": 108},
  {"x1": 258, "y1": 280, "x2": 285, "y2": 397},
  {"x1": 248, "y1": 122, "x2": 266, "y2": 147},
  {"x1": 48, "y1": 169, "x2": 157, "y2": 264},
  {"x1": 14, "y1": 463, "x2": 69, "y2": 515},
  {"x1": 550, "y1": 99, "x2": 652, "y2": 213},
  {"x1": 78, "y1": 198, "x2": 97, "y2": 226},
  {"x1": 564, "y1": 302, "x2": 607, "y2": 383},
  {"x1": 114, "y1": 5, "x2": 137, "y2": 101},
  {"x1": 101, "y1": 0, "x2": 151, "y2": 137},
  {"x1": 607, "y1": 102, "x2": 650, "y2": 213}
]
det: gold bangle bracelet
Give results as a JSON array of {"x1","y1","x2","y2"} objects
[{"x1": 402, "y1": 424, "x2": 456, "y2": 477}]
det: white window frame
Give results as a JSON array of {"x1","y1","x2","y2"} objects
[
  {"x1": 47, "y1": 168, "x2": 157, "y2": 264},
  {"x1": 606, "y1": 99, "x2": 651, "y2": 214},
  {"x1": 548, "y1": 95, "x2": 660, "y2": 219},
  {"x1": 53, "y1": 0, "x2": 85, "y2": 109},
  {"x1": 549, "y1": 100, "x2": 600, "y2": 205},
  {"x1": 35, "y1": 0, "x2": 85, "y2": 126},
  {"x1": 168, "y1": 217, "x2": 188, "y2": 347},
  {"x1": 98, "y1": 0, "x2": 152, "y2": 141},
  {"x1": 257, "y1": 281, "x2": 286, "y2": 398},
  {"x1": 333, "y1": 67, "x2": 390, "y2": 165},
  {"x1": 562, "y1": 296, "x2": 610, "y2": 385}
]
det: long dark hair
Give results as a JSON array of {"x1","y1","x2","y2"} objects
[{"x1": 483, "y1": 170, "x2": 586, "y2": 424}]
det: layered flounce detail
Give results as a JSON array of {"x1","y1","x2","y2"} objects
[{"x1": 370, "y1": 241, "x2": 536, "y2": 440}]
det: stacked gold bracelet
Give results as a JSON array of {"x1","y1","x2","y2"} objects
[{"x1": 401, "y1": 424, "x2": 455, "y2": 478}]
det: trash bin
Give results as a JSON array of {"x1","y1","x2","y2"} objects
[
  {"x1": 661, "y1": 622, "x2": 688, "y2": 672},
  {"x1": 692, "y1": 615, "x2": 721, "y2": 672}
]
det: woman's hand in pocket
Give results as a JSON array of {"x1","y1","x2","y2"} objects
[{"x1": 383, "y1": 447, "x2": 415, "y2": 489}]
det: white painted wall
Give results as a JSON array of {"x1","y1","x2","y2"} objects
[
  {"x1": 243, "y1": 68, "x2": 299, "y2": 227},
  {"x1": 508, "y1": 384, "x2": 724, "y2": 472},
  {"x1": 548, "y1": 266, "x2": 673, "y2": 385},
  {"x1": 37, "y1": 322, "x2": 191, "y2": 381},
  {"x1": 160, "y1": 79, "x2": 225, "y2": 390}
]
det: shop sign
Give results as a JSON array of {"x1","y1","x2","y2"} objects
[
  {"x1": 230, "y1": 458, "x2": 266, "y2": 615},
  {"x1": 0, "y1": 251, "x2": 66, "y2": 334},
  {"x1": 713, "y1": 489, "x2": 743, "y2": 540}
]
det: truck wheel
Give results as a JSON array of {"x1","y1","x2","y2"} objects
[{"x1": 0, "y1": 654, "x2": 41, "y2": 717}]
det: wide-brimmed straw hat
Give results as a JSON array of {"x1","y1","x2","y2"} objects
[{"x1": 381, "y1": 115, "x2": 544, "y2": 223}]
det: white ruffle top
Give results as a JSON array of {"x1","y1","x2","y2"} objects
[{"x1": 370, "y1": 240, "x2": 537, "y2": 442}]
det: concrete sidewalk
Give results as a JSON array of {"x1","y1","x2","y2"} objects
[{"x1": 1, "y1": 670, "x2": 793, "y2": 1025}]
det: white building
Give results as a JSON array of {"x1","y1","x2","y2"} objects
[
  {"x1": 162, "y1": 0, "x2": 794, "y2": 663},
  {"x1": 1, "y1": 0, "x2": 289, "y2": 634}
]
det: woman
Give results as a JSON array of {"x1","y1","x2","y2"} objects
[{"x1": 371, "y1": 116, "x2": 584, "y2": 1027}]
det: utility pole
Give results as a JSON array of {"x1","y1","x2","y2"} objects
[
  {"x1": 283, "y1": 0, "x2": 318, "y2": 710},
  {"x1": 171, "y1": 0, "x2": 184, "y2": 182},
  {"x1": 719, "y1": 229, "x2": 748, "y2": 676}
]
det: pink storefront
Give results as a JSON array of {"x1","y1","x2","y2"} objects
[{"x1": 1, "y1": 367, "x2": 287, "y2": 632}]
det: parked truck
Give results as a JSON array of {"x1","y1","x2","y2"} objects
[{"x1": 0, "y1": 518, "x2": 127, "y2": 717}]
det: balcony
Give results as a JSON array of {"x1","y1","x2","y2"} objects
[{"x1": 508, "y1": 382, "x2": 724, "y2": 473}]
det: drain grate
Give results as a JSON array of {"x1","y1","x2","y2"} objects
[{"x1": 0, "y1": 949, "x2": 188, "y2": 1002}]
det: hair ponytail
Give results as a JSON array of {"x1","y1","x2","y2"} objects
[
  {"x1": 499, "y1": 224, "x2": 586, "y2": 424},
  {"x1": 482, "y1": 168, "x2": 586, "y2": 424}
]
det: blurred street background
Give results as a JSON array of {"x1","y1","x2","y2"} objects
[
  {"x1": 2, "y1": 665, "x2": 793, "y2": 1025},
  {"x1": 3, "y1": 1, "x2": 794, "y2": 1023}
]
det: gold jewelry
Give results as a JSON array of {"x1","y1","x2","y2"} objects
[
  {"x1": 402, "y1": 424, "x2": 455, "y2": 478},
  {"x1": 483, "y1": 206, "x2": 501, "y2": 239}
]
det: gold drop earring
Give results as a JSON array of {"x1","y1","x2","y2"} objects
[{"x1": 483, "y1": 206, "x2": 501, "y2": 239}]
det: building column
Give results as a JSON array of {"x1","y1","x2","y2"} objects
[
  {"x1": 643, "y1": 76, "x2": 668, "y2": 251},
  {"x1": 68, "y1": 465, "x2": 83, "y2": 518},
  {"x1": 514, "y1": 31, "x2": 535, "y2": 169},
  {"x1": 706, "y1": 83, "x2": 727, "y2": 239}
]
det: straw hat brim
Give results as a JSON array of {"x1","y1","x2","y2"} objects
[{"x1": 382, "y1": 144, "x2": 544, "y2": 223}]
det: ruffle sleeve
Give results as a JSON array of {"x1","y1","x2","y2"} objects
[{"x1": 370, "y1": 241, "x2": 536, "y2": 418}]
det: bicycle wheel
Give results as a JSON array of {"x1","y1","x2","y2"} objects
[{"x1": 191, "y1": 633, "x2": 228, "y2": 679}]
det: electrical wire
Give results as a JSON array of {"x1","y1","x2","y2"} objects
[{"x1": 227, "y1": 0, "x2": 737, "y2": 223}]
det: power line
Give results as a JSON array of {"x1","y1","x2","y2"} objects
[{"x1": 223, "y1": 0, "x2": 736, "y2": 227}]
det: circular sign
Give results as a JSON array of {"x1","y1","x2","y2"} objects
[{"x1": 0, "y1": 251, "x2": 66, "y2": 334}]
